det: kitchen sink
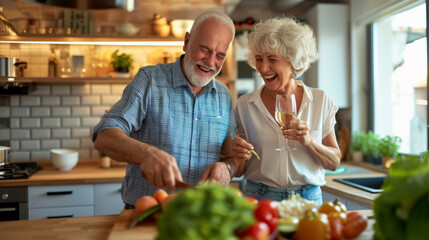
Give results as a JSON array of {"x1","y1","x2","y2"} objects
[{"x1": 333, "y1": 176, "x2": 386, "y2": 193}]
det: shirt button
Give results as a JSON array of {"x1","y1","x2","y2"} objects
[{"x1": 195, "y1": 117, "x2": 198, "y2": 120}]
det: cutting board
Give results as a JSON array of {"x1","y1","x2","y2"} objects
[{"x1": 108, "y1": 210, "x2": 158, "y2": 240}]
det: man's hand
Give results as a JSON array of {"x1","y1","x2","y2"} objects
[
  {"x1": 200, "y1": 162, "x2": 231, "y2": 186},
  {"x1": 139, "y1": 145, "x2": 183, "y2": 190}
]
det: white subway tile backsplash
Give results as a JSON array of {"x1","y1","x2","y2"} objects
[
  {"x1": 21, "y1": 118, "x2": 41, "y2": 128},
  {"x1": 62, "y1": 139, "x2": 80, "y2": 149},
  {"x1": 91, "y1": 84, "x2": 111, "y2": 94},
  {"x1": 10, "y1": 140, "x2": 19, "y2": 150},
  {"x1": 52, "y1": 85, "x2": 71, "y2": 95},
  {"x1": 0, "y1": 107, "x2": 10, "y2": 117},
  {"x1": 10, "y1": 96, "x2": 20, "y2": 106},
  {"x1": 0, "y1": 129, "x2": 10, "y2": 140},
  {"x1": 112, "y1": 84, "x2": 127, "y2": 94},
  {"x1": 11, "y1": 129, "x2": 30, "y2": 139},
  {"x1": 62, "y1": 96, "x2": 80, "y2": 105},
  {"x1": 52, "y1": 129, "x2": 71, "y2": 138},
  {"x1": 31, "y1": 151, "x2": 50, "y2": 161},
  {"x1": 10, "y1": 118, "x2": 19, "y2": 128},
  {"x1": 41, "y1": 139, "x2": 60, "y2": 150},
  {"x1": 42, "y1": 96, "x2": 61, "y2": 106},
  {"x1": 72, "y1": 128, "x2": 91, "y2": 138},
  {"x1": 72, "y1": 84, "x2": 91, "y2": 95},
  {"x1": 62, "y1": 118, "x2": 80, "y2": 127},
  {"x1": 11, "y1": 107, "x2": 30, "y2": 117},
  {"x1": 31, "y1": 85, "x2": 50, "y2": 95},
  {"x1": 102, "y1": 95, "x2": 121, "y2": 105},
  {"x1": 31, "y1": 129, "x2": 51, "y2": 139},
  {"x1": 81, "y1": 96, "x2": 100, "y2": 105},
  {"x1": 21, "y1": 96, "x2": 41, "y2": 106},
  {"x1": 42, "y1": 118, "x2": 61, "y2": 127},
  {"x1": 72, "y1": 106, "x2": 91, "y2": 116},
  {"x1": 21, "y1": 140, "x2": 40, "y2": 150},
  {"x1": 82, "y1": 117, "x2": 101, "y2": 127},
  {"x1": 92, "y1": 106, "x2": 110, "y2": 115},
  {"x1": 81, "y1": 137, "x2": 94, "y2": 148},
  {"x1": 52, "y1": 107, "x2": 71, "y2": 116},
  {"x1": 10, "y1": 152, "x2": 30, "y2": 162},
  {"x1": 32, "y1": 107, "x2": 51, "y2": 116}
]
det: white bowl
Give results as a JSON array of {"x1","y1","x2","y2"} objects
[
  {"x1": 50, "y1": 149, "x2": 79, "y2": 171},
  {"x1": 170, "y1": 19, "x2": 194, "y2": 38}
]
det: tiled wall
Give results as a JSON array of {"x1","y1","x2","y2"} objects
[{"x1": 0, "y1": 83, "x2": 127, "y2": 163}]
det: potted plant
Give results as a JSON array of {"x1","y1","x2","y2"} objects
[
  {"x1": 360, "y1": 131, "x2": 382, "y2": 165},
  {"x1": 349, "y1": 131, "x2": 365, "y2": 162},
  {"x1": 111, "y1": 50, "x2": 133, "y2": 78},
  {"x1": 379, "y1": 135, "x2": 402, "y2": 168}
]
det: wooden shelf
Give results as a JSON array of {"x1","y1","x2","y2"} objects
[
  {"x1": 0, "y1": 77, "x2": 132, "y2": 84},
  {"x1": 0, "y1": 34, "x2": 182, "y2": 42}
]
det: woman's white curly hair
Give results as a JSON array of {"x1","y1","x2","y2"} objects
[{"x1": 247, "y1": 16, "x2": 318, "y2": 78}]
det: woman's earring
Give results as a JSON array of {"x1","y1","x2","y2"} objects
[{"x1": 292, "y1": 72, "x2": 297, "y2": 79}]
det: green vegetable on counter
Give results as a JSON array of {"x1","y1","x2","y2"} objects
[
  {"x1": 156, "y1": 182, "x2": 255, "y2": 240},
  {"x1": 373, "y1": 152, "x2": 429, "y2": 240},
  {"x1": 247, "y1": 149, "x2": 261, "y2": 160}
]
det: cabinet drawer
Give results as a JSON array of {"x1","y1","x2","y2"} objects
[
  {"x1": 94, "y1": 183, "x2": 123, "y2": 216},
  {"x1": 28, "y1": 185, "x2": 94, "y2": 208},
  {"x1": 29, "y1": 206, "x2": 94, "y2": 220}
]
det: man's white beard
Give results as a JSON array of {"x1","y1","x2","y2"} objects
[{"x1": 183, "y1": 55, "x2": 222, "y2": 87}]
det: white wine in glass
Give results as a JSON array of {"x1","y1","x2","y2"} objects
[{"x1": 275, "y1": 94, "x2": 297, "y2": 151}]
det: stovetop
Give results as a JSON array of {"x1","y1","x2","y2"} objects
[{"x1": 0, "y1": 162, "x2": 41, "y2": 180}]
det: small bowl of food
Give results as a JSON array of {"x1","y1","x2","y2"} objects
[
  {"x1": 50, "y1": 149, "x2": 79, "y2": 171},
  {"x1": 170, "y1": 19, "x2": 194, "y2": 39}
]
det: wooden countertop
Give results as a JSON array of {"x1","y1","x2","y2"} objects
[
  {"x1": 0, "y1": 209, "x2": 375, "y2": 240},
  {"x1": 322, "y1": 162, "x2": 386, "y2": 208},
  {"x1": 0, "y1": 159, "x2": 126, "y2": 187}
]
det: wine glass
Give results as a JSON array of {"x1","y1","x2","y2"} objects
[{"x1": 275, "y1": 94, "x2": 297, "y2": 151}]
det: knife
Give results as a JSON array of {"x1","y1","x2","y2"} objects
[{"x1": 175, "y1": 180, "x2": 195, "y2": 189}]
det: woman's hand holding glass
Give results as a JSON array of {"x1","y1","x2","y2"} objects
[{"x1": 282, "y1": 118, "x2": 312, "y2": 146}]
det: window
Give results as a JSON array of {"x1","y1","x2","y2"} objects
[{"x1": 371, "y1": 3, "x2": 427, "y2": 154}]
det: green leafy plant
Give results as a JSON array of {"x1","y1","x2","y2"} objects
[
  {"x1": 350, "y1": 131, "x2": 365, "y2": 152},
  {"x1": 360, "y1": 131, "x2": 381, "y2": 158},
  {"x1": 111, "y1": 50, "x2": 133, "y2": 72},
  {"x1": 379, "y1": 135, "x2": 402, "y2": 157}
]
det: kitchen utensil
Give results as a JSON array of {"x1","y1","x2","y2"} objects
[
  {"x1": 14, "y1": 60, "x2": 27, "y2": 77},
  {"x1": 0, "y1": 7, "x2": 18, "y2": 36},
  {"x1": 0, "y1": 57, "x2": 16, "y2": 77},
  {"x1": 175, "y1": 180, "x2": 195, "y2": 189},
  {"x1": 119, "y1": 23, "x2": 140, "y2": 36},
  {"x1": 0, "y1": 146, "x2": 11, "y2": 165}
]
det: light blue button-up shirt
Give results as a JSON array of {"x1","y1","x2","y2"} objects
[{"x1": 92, "y1": 55, "x2": 236, "y2": 205}]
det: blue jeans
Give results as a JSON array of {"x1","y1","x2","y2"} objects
[{"x1": 243, "y1": 180, "x2": 323, "y2": 206}]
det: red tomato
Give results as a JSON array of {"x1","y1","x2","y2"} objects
[
  {"x1": 254, "y1": 200, "x2": 279, "y2": 234},
  {"x1": 246, "y1": 197, "x2": 259, "y2": 205},
  {"x1": 238, "y1": 221, "x2": 270, "y2": 240}
]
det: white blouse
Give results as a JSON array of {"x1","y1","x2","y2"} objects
[{"x1": 234, "y1": 80, "x2": 338, "y2": 188}]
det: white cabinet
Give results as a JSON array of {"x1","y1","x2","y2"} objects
[
  {"x1": 94, "y1": 183, "x2": 123, "y2": 216},
  {"x1": 322, "y1": 191, "x2": 368, "y2": 211},
  {"x1": 302, "y1": 3, "x2": 349, "y2": 108},
  {"x1": 28, "y1": 184, "x2": 94, "y2": 220},
  {"x1": 28, "y1": 183, "x2": 124, "y2": 219}
]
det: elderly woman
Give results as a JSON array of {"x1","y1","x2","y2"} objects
[{"x1": 229, "y1": 16, "x2": 341, "y2": 205}]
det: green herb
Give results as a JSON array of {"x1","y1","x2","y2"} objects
[
  {"x1": 373, "y1": 154, "x2": 429, "y2": 240},
  {"x1": 129, "y1": 204, "x2": 162, "y2": 229},
  {"x1": 247, "y1": 149, "x2": 261, "y2": 160},
  {"x1": 156, "y1": 183, "x2": 255, "y2": 240}
]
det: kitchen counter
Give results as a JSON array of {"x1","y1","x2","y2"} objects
[
  {"x1": 0, "y1": 209, "x2": 375, "y2": 240},
  {"x1": 322, "y1": 162, "x2": 386, "y2": 208},
  {"x1": 0, "y1": 159, "x2": 126, "y2": 187}
]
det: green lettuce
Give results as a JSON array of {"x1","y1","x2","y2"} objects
[
  {"x1": 156, "y1": 183, "x2": 255, "y2": 240},
  {"x1": 373, "y1": 153, "x2": 429, "y2": 240}
]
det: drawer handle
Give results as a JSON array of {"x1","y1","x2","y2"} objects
[
  {"x1": 46, "y1": 191, "x2": 73, "y2": 196},
  {"x1": 47, "y1": 215, "x2": 74, "y2": 219},
  {"x1": 0, "y1": 207, "x2": 16, "y2": 212}
]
